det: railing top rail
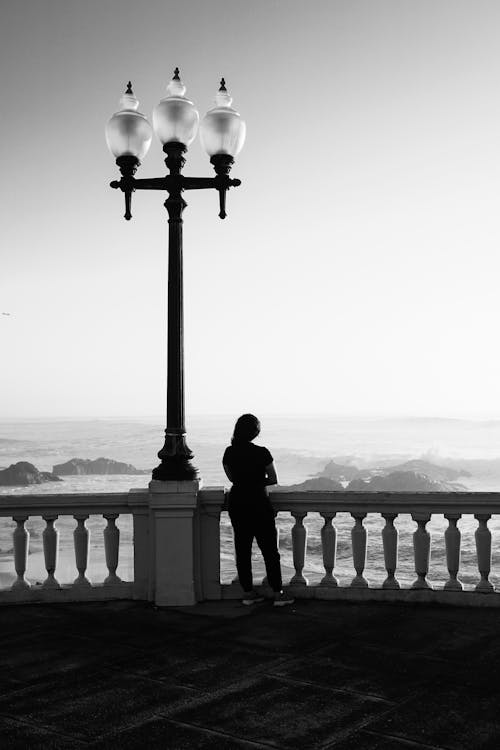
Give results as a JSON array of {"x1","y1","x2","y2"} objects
[
  {"x1": 203, "y1": 487, "x2": 500, "y2": 515},
  {"x1": 268, "y1": 490, "x2": 500, "y2": 515},
  {"x1": 0, "y1": 492, "x2": 133, "y2": 516}
]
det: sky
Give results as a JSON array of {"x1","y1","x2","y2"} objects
[{"x1": 1, "y1": 0, "x2": 500, "y2": 419}]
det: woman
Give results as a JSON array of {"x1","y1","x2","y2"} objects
[{"x1": 223, "y1": 414, "x2": 294, "y2": 607}]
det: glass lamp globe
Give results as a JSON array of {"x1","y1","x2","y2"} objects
[
  {"x1": 152, "y1": 68, "x2": 199, "y2": 147},
  {"x1": 200, "y1": 79, "x2": 246, "y2": 158},
  {"x1": 105, "y1": 83, "x2": 152, "y2": 160}
]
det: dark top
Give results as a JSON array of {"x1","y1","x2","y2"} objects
[{"x1": 223, "y1": 442, "x2": 273, "y2": 502}]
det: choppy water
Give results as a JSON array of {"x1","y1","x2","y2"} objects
[{"x1": 1, "y1": 416, "x2": 500, "y2": 590}]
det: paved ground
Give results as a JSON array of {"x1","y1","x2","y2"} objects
[{"x1": 1, "y1": 598, "x2": 500, "y2": 749}]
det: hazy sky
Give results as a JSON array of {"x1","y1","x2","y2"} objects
[{"x1": 2, "y1": 0, "x2": 500, "y2": 419}]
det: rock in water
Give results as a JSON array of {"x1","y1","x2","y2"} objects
[
  {"x1": 372, "y1": 459, "x2": 471, "y2": 481},
  {"x1": 52, "y1": 457, "x2": 148, "y2": 475},
  {"x1": 346, "y1": 471, "x2": 466, "y2": 492},
  {"x1": 317, "y1": 460, "x2": 362, "y2": 482},
  {"x1": 0, "y1": 462, "x2": 62, "y2": 486},
  {"x1": 274, "y1": 476, "x2": 344, "y2": 492}
]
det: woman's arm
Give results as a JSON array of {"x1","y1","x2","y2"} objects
[
  {"x1": 223, "y1": 463, "x2": 234, "y2": 482},
  {"x1": 264, "y1": 461, "x2": 278, "y2": 486}
]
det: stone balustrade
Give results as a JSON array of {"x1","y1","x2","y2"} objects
[
  {"x1": 244, "y1": 490, "x2": 500, "y2": 606},
  {"x1": 2, "y1": 485, "x2": 500, "y2": 607},
  {"x1": 0, "y1": 491, "x2": 137, "y2": 604}
]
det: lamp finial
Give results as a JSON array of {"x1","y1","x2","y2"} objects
[
  {"x1": 219, "y1": 77, "x2": 227, "y2": 92},
  {"x1": 126, "y1": 81, "x2": 133, "y2": 95},
  {"x1": 173, "y1": 67, "x2": 180, "y2": 80}
]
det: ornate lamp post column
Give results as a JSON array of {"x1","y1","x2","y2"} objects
[{"x1": 105, "y1": 69, "x2": 245, "y2": 481}]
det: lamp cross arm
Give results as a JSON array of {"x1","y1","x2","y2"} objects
[
  {"x1": 109, "y1": 175, "x2": 242, "y2": 192},
  {"x1": 110, "y1": 176, "x2": 169, "y2": 191},
  {"x1": 182, "y1": 175, "x2": 242, "y2": 191}
]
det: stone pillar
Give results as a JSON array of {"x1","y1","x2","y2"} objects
[
  {"x1": 128, "y1": 489, "x2": 151, "y2": 601},
  {"x1": 197, "y1": 487, "x2": 225, "y2": 600},
  {"x1": 149, "y1": 479, "x2": 201, "y2": 606}
]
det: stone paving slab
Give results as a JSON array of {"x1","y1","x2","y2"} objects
[
  {"x1": 107, "y1": 633, "x2": 288, "y2": 691},
  {"x1": 167, "y1": 674, "x2": 391, "y2": 749},
  {"x1": 0, "y1": 601, "x2": 74, "y2": 636},
  {"x1": 92, "y1": 717, "x2": 274, "y2": 749},
  {"x1": 0, "y1": 630, "x2": 140, "y2": 696},
  {"x1": 329, "y1": 730, "x2": 446, "y2": 749},
  {"x1": 54, "y1": 600, "x2": 228, "y2": 646},
  {"x1": 266, "y1": 644, "x2": 448, "y2": 702},
  {"x1": 0, "y1": 716, "x2": 88, "y2": 749},
  {"x1": 193, "y1": 602, "x2": 365, "y2": 655},
  {"x1": 351, "y1": 604, "x2": 500, "y2": 655},
  {"x1": 368, "y1": 674, "x2": 500, "y2": 750},
  {"x1": 0, "y1": 669, "x2": 196, "y2": 743}
]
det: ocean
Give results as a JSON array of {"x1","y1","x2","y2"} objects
[{"x1": 2, "y1": 415, "x2": 500, "y2": 591}]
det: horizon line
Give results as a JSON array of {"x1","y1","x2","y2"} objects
[{"x1": 2, "y1": 413, "x2": 500, "y2": 423}]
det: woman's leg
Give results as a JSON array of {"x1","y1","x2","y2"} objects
[
  {"x1": 255, "y1": 510, "x2": 282, "y2": 592},
  {"x1": 230, "y1": 512, "x2": 255, "y2": 592}
]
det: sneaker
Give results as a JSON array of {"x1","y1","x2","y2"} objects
[
  {"x1": 242, "y1": 591, "x2": 265, "y2": 606},
  {"x1": 273, "y1": 591, "x2": 295, "y2": 607}
]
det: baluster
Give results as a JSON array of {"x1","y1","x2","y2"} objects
[
  {"x1": 73, "y1": 515, "x2": 91, "y2": 586},
  {"x1": 444, "y1": 513, "x2": 463, "y2": 591},
  {"x1": 11, "y1": 516, "x2": 31, "y2": 590},
  {"x1": 262, "y1": 511, "x2": 279, "y2": 587},
  {"x1": 103, "y1": 514, "x2": 122, "y2": 584},
  {"x1": 42, "y1": 515, "x2": 60, "y2": 589},
  {"x1": 475, "y1": 514, "x2": 494, "y2": 592},
  {"x1": 319, "y1": 512, "x2": 338, "y2": 587},
  {"x1": 382, "y1": 513, "x2": 400, "y2": 589},
  {"x1": 350, "y1": 513, "x2": 368, "y2": 588},
  {"x1": 411, "y1": 513, "x2": 432, "y2": 589},
  {"x1": 290, "y1": 512, "x2": 308, "y2": 585}
]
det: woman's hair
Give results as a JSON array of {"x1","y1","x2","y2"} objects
[{"x1": 231, "y1": 413, "x2": 261, "y2": 444}]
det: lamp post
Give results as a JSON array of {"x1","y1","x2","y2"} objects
[{"x1": 105, "y1": 69, "x2": 246, "y2": 481}]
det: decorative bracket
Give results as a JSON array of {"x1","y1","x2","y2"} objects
[
  {"x1": 211, "y1": 154, "x2": 240, "y2": 219},
  {"x1": 110, "y1": 155, "x2": 140, "y2": 220}
]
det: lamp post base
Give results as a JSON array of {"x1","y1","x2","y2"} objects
[{"x1": 152, "y1": 431, "x2": 198, "y2": 481}]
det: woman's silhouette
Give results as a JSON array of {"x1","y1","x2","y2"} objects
[{"x1": 223, "y1": 414, "x2": 294, "y2": 606}]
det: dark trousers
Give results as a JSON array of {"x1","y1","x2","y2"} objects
[{"x1": 229, "y1": 500, "x2": 282, "y2": 593}]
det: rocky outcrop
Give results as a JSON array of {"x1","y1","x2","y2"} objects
[
  {"x1": 0, "y1": 462, "x2": 62, "y2": 486},
  {"x1": 275, "y1": 477, "x2": 344, "y2": 492},
  {"x1": 345, "y1": 471, "x2": 466, "y2": 492},
  {"x1": 318, "y1": 460, "x2": 362, "y2": 482},
  {"x1": 376, "y1": 459, "x2": 471, "y2": 482},
  {"x1": 313, "y1": 456, "x2": 471, "y2": 491},
  {"x1": 52, "y1": 458, "x2": 148, "y2": 476}
]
